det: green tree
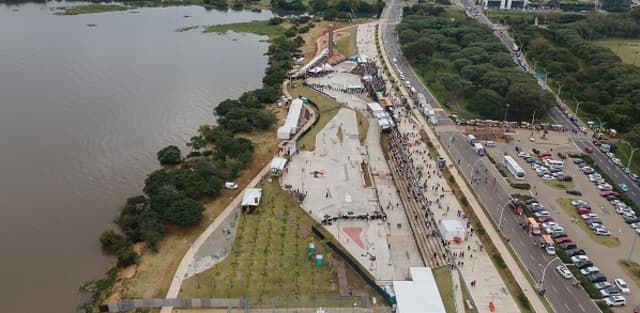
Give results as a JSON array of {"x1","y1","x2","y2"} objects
[
  {"x1": 165, "y1": 197, "x2": 205, "y2": 227},
  {"x1": 157, "y1": 145, "x2": 182, "y2": 165},
  {"x1": 99, "y1": 229, "x2": 126, "y2": 252}
]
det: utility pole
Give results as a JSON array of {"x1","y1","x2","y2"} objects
[{"x1": 573, "y1": 97, "x2": 582, "y2": 118}]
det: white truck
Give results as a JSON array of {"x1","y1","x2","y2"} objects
[{"x1": 474, "y1": 143, "x2": 485, "y2": 156}]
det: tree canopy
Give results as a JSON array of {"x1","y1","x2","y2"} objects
[{"x1": 157, "y1": 145, "x2": 182, "y2": 165}]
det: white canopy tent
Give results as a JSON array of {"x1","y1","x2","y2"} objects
[
  {"x1": 392, "y1": 267, "x2": 446, "y2": 313},
  {"x1": 438, "y1": 219, "x2": 466, "y2": 241}
]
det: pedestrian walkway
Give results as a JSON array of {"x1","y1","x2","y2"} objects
[
  {"x1": 375, "y1": 20, "x2": 547, "y2": 313},
  {"x1": 451, "y1": 269, "x2": 465, "y2": 313}
]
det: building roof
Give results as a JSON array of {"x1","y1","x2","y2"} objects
[
  {"x1": 241, "y1": 188, "x2": 262, "y2": 207},
  {"x1": 393, "y1": 267, "x2": 446, "y2": 313},
  {"x1": 367, "y1": 102, "x2": 385, "y2": 113},
  {"x1": 270, "y1": 157, "x2": 288, "y2": 171}
]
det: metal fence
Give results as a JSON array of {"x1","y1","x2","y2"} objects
[{"x1": 244, "y1": 293, "x2": 392, "y2": 313}]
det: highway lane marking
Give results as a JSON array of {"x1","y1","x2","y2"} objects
[
  {"x1": 578, "y1": 304, "x2": 585, "y2": 312},
  {"x1": 552, "y1": 285, "x2": 558, "y2": 293},
  {"x1": 564, "y1": 303, "x2": 571, "y2": 311},
  {"x1": 565, "y1": 285, "x2": 572, "y2": 295}
]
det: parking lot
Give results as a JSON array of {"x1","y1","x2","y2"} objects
[{"x1": 479, "y1": 127, "x2": 640, "y2": 309}]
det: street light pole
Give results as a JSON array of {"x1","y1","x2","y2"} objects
[
  {"x1": 595, "y1": 117, "x2": 606, "y2": 139},
  {"x1": 503, "y1": 103, "x2": 510, "y2": 133},
  {"x1": 624, "y1": 141, "x2": 639, "y2": 169},
  {"x1": 498, "y1": 197, "x2": 515, "y2": 230},
  {"x1": 572, "y1": 97, "x2": 582, "y2": 118},
  {"x1": 469, "y1": 158, "x2": 483, "y2": 182},
  {"x1": 538, "y1": 256, "x2": 561, "y2": 292},
  {"x1": 556, "y1": 81, "x2": 562, "y2": 99}
]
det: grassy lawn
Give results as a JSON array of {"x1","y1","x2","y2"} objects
[
  {"x1": 204, "y1": 20, "x2": 285, "y2": 37},
  {"x1": 59, "y1": 4, "x2": 129, "y2": 15},
  {"x1": 556, "y1": 198, "x2": 621, "y2": 247},
  {"x1": 618, "y1": 259, "x2": 640, "y2": 288},
  {"x1": 335, "y1": 27, "x2": 358, "y2": 57},
  {"x1": 356, "y1": 110, "x2": 369, "y2": 145},
  {"x1": 180, "y1": 178, "x2": 379, "y2": 304},
  {"x1": 432, "y1": 266, "x2": 456, "y2": 313},
  {"x1": 593, "y1": 38, "x2": 640, "y2": 66},
  {"x1": 289, "y1": 84, "x2": 342, "y2": 151},
  {"x1": 122, "y1": 130, "x2": 279, "y2": 299},
  {"x1": 544, "y1": 181, "x2": 574, "y2": 190}
]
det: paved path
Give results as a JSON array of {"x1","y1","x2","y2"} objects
[
  {"x1": 451, "y1": 269, "x2": 465, "y2": 313},
  {"x1": 375, "y1": 17, "x2": 549, "y2": 313}
]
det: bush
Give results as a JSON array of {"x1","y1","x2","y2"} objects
[
  {"x1": 157, "y1": 145, "x2": 182, "y2": 165},
  {"x1": 116, "y1": 246, "x2": 138, "y2": 268},
  {"x1": 165, "y1": 197, "x2": 205, "y2": 227},
  {"x1": 510, "y1": 183, "x2": 530, "y2": 190},
  {"x1": 460, "y1": 196, "x2": 469, "y2": 208},
  {"x1": 99, "y1": 229, "x2": 127, "y2": 252},
  {"x1": 517, "y1": 292, "x2": 531, "y2": 310}
]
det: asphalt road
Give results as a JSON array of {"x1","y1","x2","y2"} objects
[{"x1": 380, "y1": 2, "x2": 601, "y2": 313}]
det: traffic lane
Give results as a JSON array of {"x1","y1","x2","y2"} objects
[{"x1": 445, "y1": 132, "x2": 596, "y2": 313}]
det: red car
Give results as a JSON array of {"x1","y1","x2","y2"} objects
[
  {"x1": 577, "y1": 208, "x2": 592, "y2": 214},
  {"x1": 585, "y1": 146, "x2": 594, "y2": 153},
  {"x1": 558, "y1": 152, "x2": 567, "y2": 159},
  {"x1": 553, "y1": 237, "x2": 572, "y2": 244},
  {"x1": 600, "y1": 191, "x2": 620, "y2": 197},
  {"x1": 538, "y1": 217, "x2": 554, "y2": 223}
]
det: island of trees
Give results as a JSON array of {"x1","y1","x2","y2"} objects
[{"x1": 398, "y1": 5, "x2": 556, "y2": 121}]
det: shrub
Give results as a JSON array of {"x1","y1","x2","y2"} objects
[
  {"x1": 116, "y1": 246, "x2": 138, "y2": 268},
  {"x1": 492, "y1": 253, "x2": 506, "y2": 269},
  {"x1": 157, "y1": 145, "x2": 182, "y2": 165},
  {"x1": 510, "y1": 183, "x2": 530, "y2": 190},
  {"x1": 99, "y1": 229, "x2": 127, "y2": 252},
  {"x1": 517, "y1": 292, "x2": 531, "y2": 310}
]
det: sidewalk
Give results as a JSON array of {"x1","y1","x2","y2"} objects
[{"x1": 375, "y1": 20, "x2": 548, "y2": 313}]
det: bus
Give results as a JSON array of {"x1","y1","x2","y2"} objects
[
  {"x1": 504, "y1": 155, "x2": 525, "y2": 180},
  {"x1": 525, "y1": 217, "x2": 541, "y2": 235},
  {"x1": 467, "y1": 134, "x2": 477, "y2": 146}
]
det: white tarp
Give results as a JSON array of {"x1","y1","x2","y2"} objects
[
  {"x1": 438, "y1": 219, "x2": 465, "y2": 241},
  {"x1": 241, "y1": 188, "x2": 262, "y2": 207},
  {"x1": 393, "y1": 267, "x2": 446, "y2": 313}
]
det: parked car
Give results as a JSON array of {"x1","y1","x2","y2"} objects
[
  {"x1": 556, "y1": 265, "x2": 573, "y2": 279},
  {"x1": 560, "y1": 242, "x2": 577, "y2": 250},
  {"x1": 600, "y1": 286, "x2": 622, "y2": 297},
  {"x1": 224, "y1": 182, "x2": 238, "y2": 189},
  {"x1": 553, "y1": 237, "x2": 572, "y2": 244},
  {"x1": 587, "y1": 273, "x2": 607, "y2": 283},
  {"x1": 568, "y1": 152, "x2": 581, "y2": 158},
  {"x1": 575, "y1": 260, "x2": 594, "y2": 269},
  {"x1": 565, "y1": 249, "x2": 586, "y2": 257},
  {"x1": 598, "y1": 184, "x2": 614, "y2": 191},
  {"x1": 614, "y1": 278, "x2": 631, "y2": 294},
  {"x1": 604, "y1": 295, "x2": 625, "y2": 307},
  {"x1": 573, "y1": 158, "x2": 584, "y2": 165},
  {"x1": 572, "y1": 200, "x2": 588, "y2": 207},
  {"x1": 566, "y1": 190, "x2": 582, "y2": 196},
  {"x1": 580, "y1": 267, "x2": 600, "y2": 276},
  {"x1": 558, "y1": 152, "x2": 567, "y2": 159},
  {"x1": 585, "y1": 146, "x2": 594, "y2": 153},
  {"x1": 571, "y1": 255, "x2": 590, "y2": 263},
  {"x1": 601, "y1": 191, "x2": 620, "y2": 197},
  {"x1": 550, "y1": 232, "x2": 568, "y2": 239},
  {"x1": 577, "y1": 207, "x2": 592, "y2": 215},
  {"x1": 594, "y1": 282, "x2": 613, "y2": 290},
  {"x1": 534, "y1": 211, "x2": 551, "y2": 218},
  {"x1": 625, "y1": 216, "x2": 640, "y2": 224},
  {"x1": 558, "y1": 175, "x2": 573, "y2": 182}
]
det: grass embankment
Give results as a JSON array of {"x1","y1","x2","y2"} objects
[
  {"x1": 180, "y1": 178, "x2": 378, "y2": 305},
  {"x1": 204, "y1": 20, "x2": 285, "y2": 37},
  {"x1": 60, "y1": 4, "x2": 129, "y2": 15},
  {"x1": 432, "y1": 266, "x2": 456, "y2": 313},
  {"x1": 593, "y1": 38, "x2": 640, "y2": 66},
  {"x1": 618, "y1": 259, "x2": 640, "y2": 288},
  {"x1": 289, "y1": 84, "x2": 341, "y2": 151},
  {"x1": 556, "y1": 198, "x2": 621, "y2": 247},
  {"x1": 544, "y1": 181, "x2": 574, "y2": 190},
  {"x1": 335, "y1": 26, "x2": 358, "y2": 57},
  {"x1": 614, "y1": 142, "x2": 640, "y2": 176}
]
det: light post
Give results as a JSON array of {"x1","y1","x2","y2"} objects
[
  {"x1": 498, "y1": 197, "x2": 515, "y2": 230},
  {"x1": 573, "y1": 97, "x2": 582, "y2": 118},
  {"x1": 624, "y1": 141, "x2": 640, "y2": 170},
  {"x1": 531, "y1": 58, "x2": 538, "y2": 73},
  {"x1": 595, "y1": 117, "x2": 606, "y2": 139},
  {"x1": 469, "y1": 158, "x2": 483, "y2": 182},
  {"x1": 556, "y1": 81, "x2": 562, "y2": 99},
  {"x1": 538, "y1": 256, "x2": 561, "y2": 293},
  {"x1": 503, "y1": 103, "x2": 510, "y2": 133}
]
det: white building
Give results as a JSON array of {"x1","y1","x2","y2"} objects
[
  {"x1": 392, "y1": 267, "x2": 447, "y2": 313},
  {"x1": 270, "y1": 157, "x2": 288, "y2": 176},
  {"x1": 277, "y1": 99, "x2": 304, "y2": 140},
  {"x1": 438, "y1": 219, "x2": 466, "y2": 241},
  {"x1": 241, "y1": 188, "x2": 262, "y2": 213}
]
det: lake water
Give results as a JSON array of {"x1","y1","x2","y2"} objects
[{"x1": 0, "y1": 3, "x2": 271, "y2": 312}]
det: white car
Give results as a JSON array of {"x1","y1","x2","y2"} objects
[
  {"x1": 614, "y1": 279, "x2": 631, "y2": 294},
  {"x1": 581, "y1": 213, "x2": 598, "y2": 220},
  {"x1": 224, "y1": 182, "x2": 238, "y2": 189},
  {"x1": 542, "y1": 222, "x2": 558, "y2": 229},
  {"x1": 606, "y1": 152, "x2": 615, "y2": 159},
  {"x1": 542, "y1": 174, "x2": 555, "y2": 181},
  {"x1": 556, "y1": 265, "x2": 573, "y2": 279},
  {"x1": 579, "y1": 126, "x2": 588, "y2": 133},
  {"x1": 534, "y1": 211, "x2": 551, "y2": 218},
  {"x1": 630, "y1": 222, "x2": 640, "y2": 229},
  {"x1": 593, "y1": 228, "x2": 611, "y2": 236},
  {"x1": 580, "y1": 267, "x2": 600, "y2": 275},
  {"x1": 598, "y1": 184, "x2": 613, "y2": 191},
  {"x1": 571, "y1": 200, "x2": 588, "y2": 207},
  {"x1": 604, "y1": 295, "x2": 626, "y2": 307},
  {"x1": 571, "y1": 255, "x2": 590, "y2": 263}
]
